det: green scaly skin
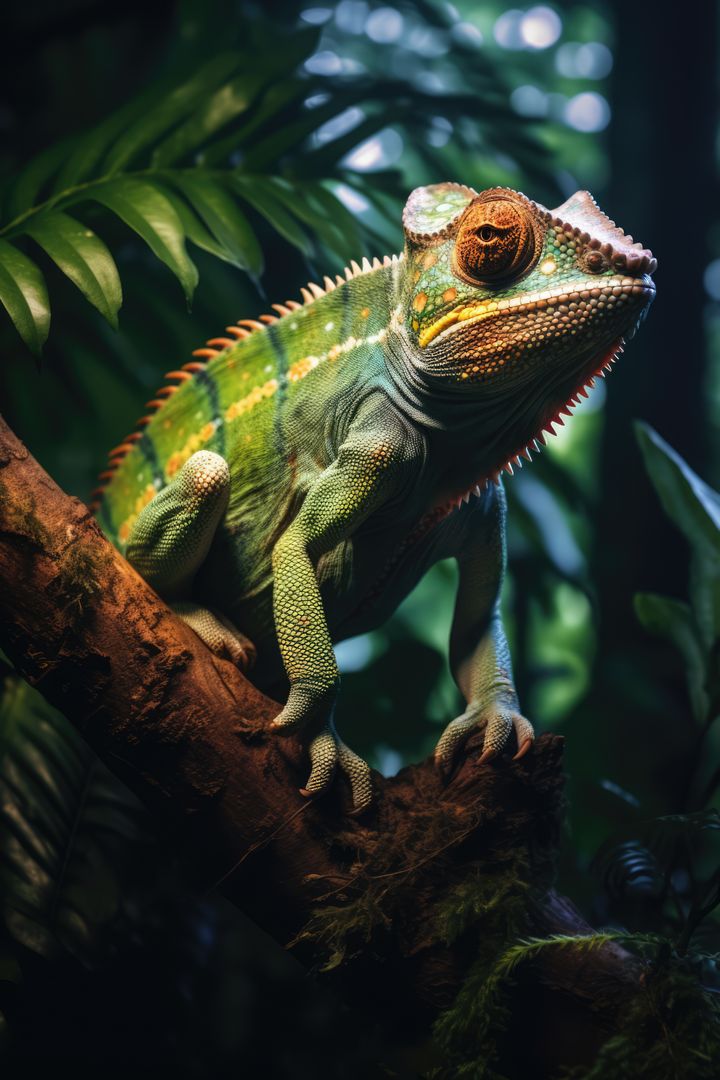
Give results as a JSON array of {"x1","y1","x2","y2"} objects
[{"x1": 95, "y1": 183, "x2": 656, "y2": 812}]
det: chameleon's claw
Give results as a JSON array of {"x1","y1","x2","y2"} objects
[
  {"x1": 478, "y1": 746, "x2": 500, "y2": 765},
  {"x1": 513, "y1": 736, "x2": 534, "y2": 761}
]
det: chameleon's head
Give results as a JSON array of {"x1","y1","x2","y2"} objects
[{"x1": 401, "y1": 183, "x2": 656, "y2": 449}]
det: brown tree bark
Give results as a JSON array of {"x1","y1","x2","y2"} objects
[{"x1": 0, "y1": 414, "x2": 641, "y2": 1076}]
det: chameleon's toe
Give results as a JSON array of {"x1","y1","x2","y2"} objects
[
  {"x1": 435, "y1": 707, "x2": 534, "y2": 773},
  {"x1": 172, "y1": 603, "x2": 256, "y2": 671},
  {"x1": 298, "y1": 723, "x2": 373, "y2": 813},
  {"x1": 434, "y1": 706, "x2": 482, "y2": 774},
  {"x1": 512, "y1": 715, "x2": 535, "y2": 760},
  {"x1": 337, "y1": 740, "x2": 373, "y2": 814},
  {"x1": 300, "y1": 727, "x2": 337, "y2": 797},
  {"x1": 477, "y1": 713, "x2": 514, "y2": 764}
]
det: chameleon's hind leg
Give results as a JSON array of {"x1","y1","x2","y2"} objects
[{"x1": 126, "y1": 450, "x2": 255, "y2": 671}]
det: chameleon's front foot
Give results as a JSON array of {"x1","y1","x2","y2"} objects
[
  {"x1": 272, "y1": 684, "x2": 372, "y2": 813},
  {"x1": 434, "y1": 704, "x2": 534, "y2": 776}
]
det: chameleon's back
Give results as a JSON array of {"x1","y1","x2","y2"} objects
[{"x1": 95, "y1": 260, "x2": 396, "y2": 573}]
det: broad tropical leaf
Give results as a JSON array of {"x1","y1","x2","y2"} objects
[
  {"x1": 25, "y1": 211, "x2": 122, "y2": 329},
  {"x1": 0, "y1": 240, "x2": 50, "y2": 354},
  {"x1": 634, "y1": 593, "x2": 708, "y2": 723},
  {"x1": 0, "y1": 677, "x2": 146, "y2": 964},
  {"x1": 170, "y1": 173, "x2": 262, "y2": 275},
  {"x1": 90, "y1": 179, "x2": 199, "y2": 304},
  {"x1": 635, "y1": 421, "x2": 720, "y2": 554}
]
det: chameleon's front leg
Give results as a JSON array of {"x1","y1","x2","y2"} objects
[
  {"x1": 126, "y1": 450, "x2": 255, "y2": 669},
  {"x1": 271, "y1": 424, "x2": 416, "y2": 812},
  {"x1": 435, "y1": 485, "x2": 534, "y2": 773}
]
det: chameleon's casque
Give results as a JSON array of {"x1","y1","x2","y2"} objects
[{"x1": 95, "y1": 183, "x2": 656, "y2": 811}]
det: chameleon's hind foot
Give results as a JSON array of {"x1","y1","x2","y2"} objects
[
  {"x1": 434, "y1": 705, "x2": 534, "y2": 776},
  {"x1": 270, "y1": 683, "x2": 372, "y2": 812},
  {"x1": 296, "y1": 721, "x2": 373, "y2": 814},
  {"x1": 172, "y1": 602, "x2": 256, "y2": 673},
  {"x1": 301, "y1": 725, "x2": 373, "y2": 814}
]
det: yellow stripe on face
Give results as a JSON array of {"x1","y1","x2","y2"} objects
[{"x1": 419, "y1": 302, "x2": 498, "y2": 347}]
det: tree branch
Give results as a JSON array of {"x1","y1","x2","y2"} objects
[{"x1": 0, "y1": 414, "x2": 642, "y2": 1071}]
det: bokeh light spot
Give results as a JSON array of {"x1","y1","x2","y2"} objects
[
  {"x1": 556, "y1": 41, "x2": 613, "y2": 79},
  {"x1": 333, "y1": 183, "x2": 370, "y2": 214},
  {"x1": 493, "y1": 9, "x2": 524, "y2": 50},
  {"x1": 342, "y1": 128, "x2": 404, "y2": 171},
  {"x1": 510, "y1": 84, "x2": 548, "y2": 117},
  {"x1": 365, "y1": 6, "x2": 404, "y2": 43},
  {"x1": 704, "y1": 259, "x2": 720, "y2": 300},
  {"x1": 335, "y1": 0, "x2": 368, "y2": 34},
  {"x1": 300, "y1": 7, "x2": 333, "y2": 24},
  {"x1": 520, "y1": 6, "x2": 562, "y2": 49},
  {"x1": 564, "y1": 91, "x2": 610, "y2": 132}
]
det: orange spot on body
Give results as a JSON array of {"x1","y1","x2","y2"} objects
[
  {"x1": 413, "y1": 292, "x2": 428, "y2": 313},
  {"x1": 167, "y1": 453, "x2": 184, "y2": 477},
  {"x1": 360, "y1": 307, "x2": 370, "y2": 318},
  {"x1": 443, "y1": 287, "x2": 458, "y2": 303},
  {"x1": 422, "y1": 251, "x2": 437, "y2": 269}
]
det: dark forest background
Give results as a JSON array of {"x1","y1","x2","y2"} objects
[{"x1": 0, "y1": 1, "x2": 718, "y2": 1076}]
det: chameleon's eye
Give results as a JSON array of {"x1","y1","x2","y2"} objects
[{"x1": 454, "y1": 198, "x2": 539, "y2": 285}]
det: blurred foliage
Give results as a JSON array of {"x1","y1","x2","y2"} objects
[{"x1": 0, "y1": 0, "x2": 718, "y2": 1076}]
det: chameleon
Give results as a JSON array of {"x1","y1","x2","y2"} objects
[{"x1": 93, "y1": 182, "x2": 656, "y2": 813}]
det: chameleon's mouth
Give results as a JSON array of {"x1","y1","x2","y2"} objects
[{"x1": 419, "y1": 274, "x2": 656, "y2": 350}]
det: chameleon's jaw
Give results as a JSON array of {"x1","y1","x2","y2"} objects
[
  {"x1": 438, "y1": 284, "x2": 654, "y2": 509},
  {"x1": 443, "y1": 333, "x2": 628, "y2": 509}
]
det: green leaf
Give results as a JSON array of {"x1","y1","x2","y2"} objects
[
  {"x1": 151, "y1": 74, "x2": 261, "y2": 167},
  {"x1": 0, "y1": 678, "x2": 145, "y2": 964},
  {"x1": 159, "y1": 186, "x2": 240, "y2": 265},
  {"x1": 199, "y1": 77, "x2": 309, "y2": 167},
  {"x1": 170, "y1": 173, "x2": 262, "y2": 275},
  {"x1": 232, "y1": 176, "x2": 311, "y2": 255},
  {"x1": 2, "y1": 138, "x2": 78, "y2": 225},
  {"x1": 689, "y1": 548, "x2": 720, "y2": 653},
  {"x1": 0, "y1": 240, "x2": 50, "y2": 354},
  {"x1": 635, "y1": 421, "x2": 720, "y2": 555},
  {"x1": 634, "y1": 593, "x2": 708, "y2": 723},
  {"x1": 90, "y1": 178, "x2": 198, "y2": 303},
  {"x1": 50, "y1": 93, "x2": 159, "y2": 195},
  {"x1": 25, "y1": 211, "x2": 122, "y2": 329},
  {"x1": 102, "y1": 52, "x2": 242, "y2": 174}
]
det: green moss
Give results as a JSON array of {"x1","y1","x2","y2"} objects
[
  {"x1": 59, "y1": 542, "x2": 111, "y2": 615},
  {"x1": 0, "y1": 480, "x2": 51, "y2": 549},
  {"x1": 430, "y1": 854, "x2": 532, "y2": 1080}
]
